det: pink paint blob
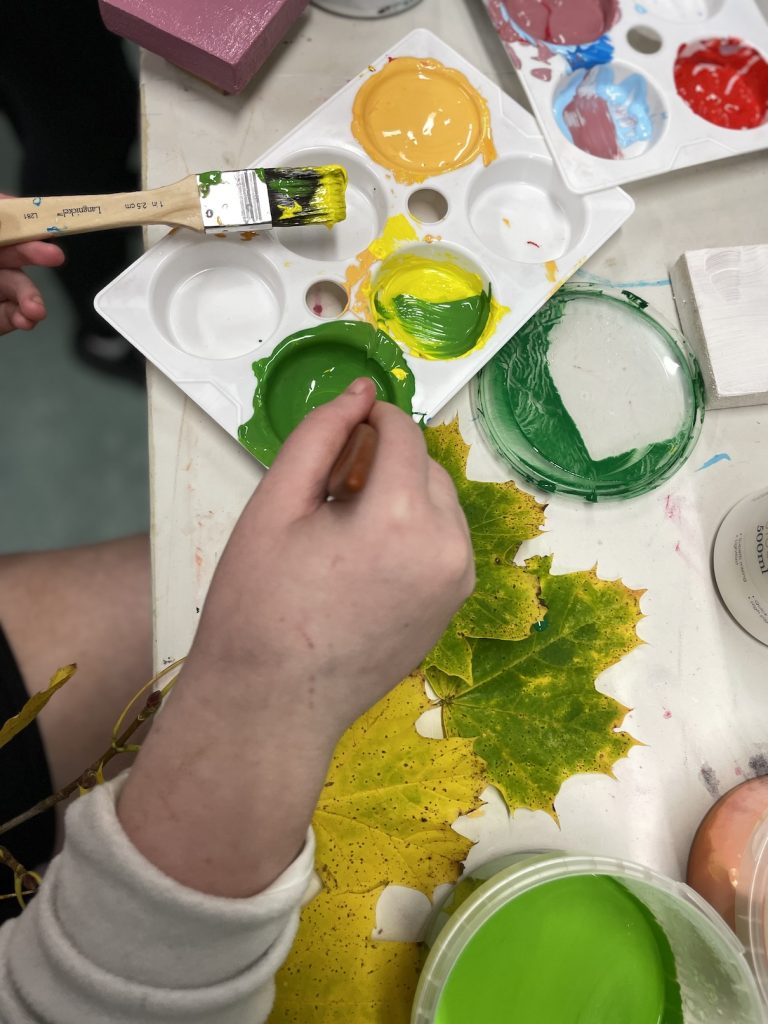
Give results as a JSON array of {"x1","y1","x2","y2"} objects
[
  {"x1": 531, "y1": 67, "x2": 552, "y2": 81},
  {"x1": 313, "y1": 303, "x2": 323, "y2": 315},
  {"x1": 563, "y1": 91, "x2": 620, "y2": 159},
  {"x1": 504, "y1": 0, "x2": 620, "y2": 46},
  {"x1": 663, "y1": 709, "x2": 672, "y2": 719}
]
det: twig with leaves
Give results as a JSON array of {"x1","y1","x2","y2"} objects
[{"x1": 0, "y1": 657, "x2": 186, "y2": 908}]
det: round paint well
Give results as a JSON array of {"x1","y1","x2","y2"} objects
[
  {"x1": 237, "y1": 320, "x2": 414, "y2": 465},
  {"x1": 636, "y1": 0, "x2": 724, "y2": 21},
  {"x1": 350, "y1": 57, "x2": 496, "y2": 184},
  {"x1": 369, "y1": 242, "x2": 505, "y2": 361},
  {"x1": 151, "y1": 239, "x2": 285, "y2": 360},
  {"x1": 674, "y1": 38, "x2": 768, "y2": 131},
  {"x1": 501, "y1": 0, "x2": 620, "y2": 46},
  {"x1": 412, "y1": 852, "x2": 764, "y2": 1023},
  {"x1": 466, "y1": 155, "x2": 586, "y2": 263},
  {"x1": 472, "y1": 284, "x2": 704, "y2": 501},
  {"x1": 273, "y1": 147, "x2": 387, "y2": 261},
  {"x1": 553, "y1": 62, "x2": 668, "y2": 160}
]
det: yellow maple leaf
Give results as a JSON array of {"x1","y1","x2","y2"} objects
[
  {"x1": 0, "y1": 664, "x2": 77, "y2": 751},
  {"x1": 271, "y1": 888, "x2": 423, "y2": 1024},
  {"x1": 270, "y1": 675, "x2": 486, "y2": 1024},
  {"x1": 314, "y1": 673, "x2": 486, "y2": 895}
]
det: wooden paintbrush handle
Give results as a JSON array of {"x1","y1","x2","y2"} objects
[
  {"x1": 328, "y1": 422, "x2": 378, "y2": 501},
  {"x1": 0, "y1": 177, "x2": 202, "y2": 245}
]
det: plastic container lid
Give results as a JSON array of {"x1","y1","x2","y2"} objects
[{"x1": 472, "y1": 284, "x2": 705, "y2": 501}]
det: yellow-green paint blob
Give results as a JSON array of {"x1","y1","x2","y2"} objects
[
  {"x1": 351, "y1": 57, "x2": 497, "y2": 184},
  {"x1": 371, "y1": 252, "x2": 508, "y2": 360}
]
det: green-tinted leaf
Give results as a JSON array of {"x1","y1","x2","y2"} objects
[
  {"x1": 425, "y1": 419, "x2": 545, "y2": 649},
  {"x1": 428, "y1": 557, "x2": 642, "y2": 818}
]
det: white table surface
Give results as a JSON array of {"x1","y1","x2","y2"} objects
[{"x1": 141, "y1": 0, "x2": 768, "y2": 917}]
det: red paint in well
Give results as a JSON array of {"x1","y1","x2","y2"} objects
[{"x1": 674, "y1": 37, "x2": 768, "y2": 130}]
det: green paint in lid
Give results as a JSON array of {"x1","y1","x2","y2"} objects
[
  {"x1": 434, "y1": 874, "x2": 683, "y2": 1024},
  {"x1": 473, "y1": 285, "x2": 705, "y2": 501},
  {"x1": 238, "y1": 319, "x2": 415, "y2": 466}
]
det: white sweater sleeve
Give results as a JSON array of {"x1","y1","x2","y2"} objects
[{"x1": 0, "y1": 775, "x2": 315, "y2": 1024}]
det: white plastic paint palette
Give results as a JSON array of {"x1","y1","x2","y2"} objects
[
  {"x1": 96, "y1": 29, "x2": 633, "y2": 453},
  {"x1": 485, "y1": 0, "x2": 768, "y2": 194}
]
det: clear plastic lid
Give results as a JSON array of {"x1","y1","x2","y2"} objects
[{"x1": 472, "y1": 284, "x2": 705, "y2": 501}]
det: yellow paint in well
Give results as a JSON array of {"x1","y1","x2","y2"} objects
[
  {"x1": 371, "y1": 251, "x2": 509, "y2": 360},
  {"x1": 351, "y1": 57, "x2": 497, "y2": 184}
]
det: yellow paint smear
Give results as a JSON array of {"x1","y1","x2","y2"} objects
[
  {"x1": 545, "y1": 259, "x2": 558, "y2": 283},
  {"x1": 344, "y1": 214, "x2": 418, "y2": 315},
  {"x1": 351, "y1": 57, "x2": 496, "y2": 184}
]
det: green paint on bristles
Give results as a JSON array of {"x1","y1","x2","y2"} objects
[{"x1": 257, "y1": 164, "x2": 347, "y2": 226}]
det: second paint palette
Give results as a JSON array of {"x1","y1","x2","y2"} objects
[
  {"x1": 485, "y1": 0, "x2": 768, "y2": 194},
  {"x1": 97, "y1": 29, "x2": 633, "y2": 463}
]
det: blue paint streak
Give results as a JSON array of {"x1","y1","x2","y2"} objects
[
  {"x1": 32, "y1": 197, "x2": 42, "y2": 207},
  {"x1": 555, "y1": 66, "x2": 654, "y2": 153},
  {"x1": 574, "y1": 270, "x2": 671, "y2": 289},
  {"x1": 697, "y1": 453, "x2": 732, "y2": 471},
  {"x1": 635, "y1": 3, "x2": 648, "y2": 12},
  {"x1": 45, "y1": 226, "x2": 63, "y2": 233},
  {"x1": 564, "y1": 36, "x2": 613, "y2": 71}
]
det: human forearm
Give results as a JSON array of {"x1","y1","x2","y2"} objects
[{"x1": 118, "y1": 656, "x2": 336, "y2": 897}]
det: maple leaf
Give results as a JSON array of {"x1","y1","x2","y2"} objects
[
  {"x1": 426, "y1": 556, "x2": 643, "y2": 818},
  {"x1": 0, "y1": 664, "x2": 76, "y2": 751},
  {"x1": 314, "y1": 672, "x2": 486, "y2": 895},
  {"x1": 271, "y1": 888, "x2": 423, "y2": 1024},
  {"x1": 270, "y1": 674, "x2": 485, "y2": 1024},
  {"x1": 424, "y1": 420, "x2": 545, "y2": 680}
]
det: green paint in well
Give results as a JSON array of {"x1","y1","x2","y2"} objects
[
  {"x1": 435, "y1": 875, "x2": 683, "y2": 1024},
  {"x1": 238, "y1": 320, "x2": 415, "y2": 466},
  {"x1": 375, "y1": 290, "x2": 491, "y2": 360},
  {"x1": 473, "y1": 286, "x2": 705, "y2": 502},
  {"x1": 197, "y1": 170, "x2": 223, "y2": 198}
]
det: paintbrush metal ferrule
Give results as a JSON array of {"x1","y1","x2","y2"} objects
[{"x1": 198, "y1": 170, "x2": 273, "y2": 233}]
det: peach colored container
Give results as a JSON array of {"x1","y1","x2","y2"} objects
[{"x1": 688, "y1": 776, "x2": 768, "y2": 1009}]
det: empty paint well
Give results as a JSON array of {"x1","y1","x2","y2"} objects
[
  {"x1": 237, "y1": 320, "x2": 414, "y2": 465},
  {"x1": 466, "y1": 155, "x2": 586, "y2": 263},
  {"x1": 472, "y1": 284, "x2": 704, "y2": 501},
  {"x1": 151, "y1": 238, "x2": 285, "y2": 360},
  {"x1": 411, "y1": 852, "x2": 764, "y2": 1023}
]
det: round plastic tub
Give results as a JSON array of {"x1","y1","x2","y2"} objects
[{"x1": 412, "y1": 851, "x2": 764, "y2": 1023}]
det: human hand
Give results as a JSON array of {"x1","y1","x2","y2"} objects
[
  {"x1": 187, "y1": 378, "x2": 475, "y2": 740},
  {"x1": 119, "y1": 383, "x2": 475, "y2": 896},
  {"x1": 0, "y1": 194, "x2": 65, "y2": 334}
]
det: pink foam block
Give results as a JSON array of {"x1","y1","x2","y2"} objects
[{"x1": 99, "y1": 0, "x2": 309, "y2": 94}]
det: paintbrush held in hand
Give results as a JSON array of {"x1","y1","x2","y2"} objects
[{"x1": 0, "y1": 165, "x2": 348, "y2": 245}]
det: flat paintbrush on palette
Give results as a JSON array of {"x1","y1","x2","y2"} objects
[{"x1": 0, "y1": 165, "x2": 348, "y2": 245}]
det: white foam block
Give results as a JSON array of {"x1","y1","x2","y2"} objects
[{"x1": 671, "y1": 245, "x2": 768, "y2": 410}]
